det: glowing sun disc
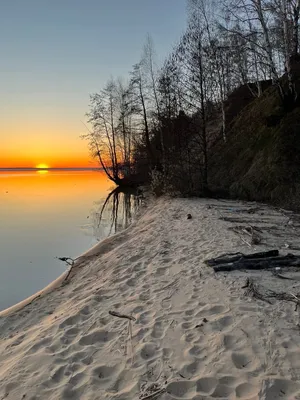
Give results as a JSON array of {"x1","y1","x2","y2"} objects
[{"x1": 36, "y1": 164, "x2": 49, "y2": 169}]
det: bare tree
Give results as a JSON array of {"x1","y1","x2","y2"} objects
[
  {"x1": 85, "y1": 78, "x2": 136, "y2": 185},
  {"x1": 129, "y1": 62, "x2": 154, "y2": 168},
  {"x1": 143, "y1": 34, "x2": 166, "y2": 170}
]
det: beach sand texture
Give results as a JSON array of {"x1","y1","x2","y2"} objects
[{"x1": 1, "y1": 198, "x2": 300, "y2": 399}]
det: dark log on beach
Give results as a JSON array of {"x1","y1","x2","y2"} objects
[
  {"x1": 213, "y1": 256, "x2": 300, "y2": 272},
  {"x1": 205, "y1": 250, "x2": 279, "y2": 267},
  {"x1": 205, "y1": 250, "x2": 300, "y2": 272}
]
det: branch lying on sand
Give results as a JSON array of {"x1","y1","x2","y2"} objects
[
  {"x1": 109, "y1": 310, "x2": 136, "y2": 321},
  {"x1": 244, "y1": 278, "x2": 300, "y2": 309},
  {"x1": 232, "y1": 225, "x2": 262, "y2": 247},
  {"x1": 243, "y1": 278, "x2": 272, "y2": 304},
  {"x1": 109, "y1": 310, "x2": 136, "y2": 365},
  {"x1": 56, "y1": 257, "x2": 76, "y2": 281},
  {"x1": 205, "y1": 250, "x2": 300, "y2": 272}
]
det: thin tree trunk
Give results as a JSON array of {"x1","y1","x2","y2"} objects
[
  {"x1": 253, "y1": 0, "x2": 284, "y2": 101},
  {"x1": 139, "y1": 81, "x2": 153, "y2": 167},
  {"x1": 198, "y1": 40, "x2": 208, "y2": 188},
  {"x1": 292, "y1": 0, "x2": 300, "y2": 56}
]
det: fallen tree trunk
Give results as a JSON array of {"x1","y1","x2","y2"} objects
[
  {"x1": 205, "y1": 250, "x2": 279, "y2": 267},
  {"x1": 205, "y1": 250, "x2": 300, "y2": 272}
]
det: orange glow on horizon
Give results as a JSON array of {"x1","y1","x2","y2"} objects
[
  {"x1": 1, "y1": 153, "x2": 99, "y2": 169},
  {"x1": 1, "y1": 122, "x2": 99, "y2": 169}
]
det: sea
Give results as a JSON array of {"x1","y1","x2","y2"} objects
[{"x1": 0, "y1": 169, "x2": 140, "y2": 311}]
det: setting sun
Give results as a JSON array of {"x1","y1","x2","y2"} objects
[{"x1": 36, "y1": 164, "x2": 49, "y2": 169}]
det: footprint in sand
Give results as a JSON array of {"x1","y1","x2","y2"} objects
[
  {"x1": 139, "y1": 291, "x2": 152, "y2": 301},
  {"x1": 223, "y1": 333, "x2": 246, "y2": 351},
  {"x1": 161, "y1": 297, "x2": 172, "y2": 310},
  {"x1": 179, "y1": 359, "x2": 203, "y2": 379},
  {"x1": 155, "y1": 267, "x2": 169, "y2": 276},
  {"x1": 92, "y1": 364, "x2": 120, "y2": 389},
  {"x1": 68, "y1": 371, "x2": 86, "y2": 387},
  {"x1": 136, "y1": 310, "x2": 154, "y2": 325},
  {"x1": 27, "y1": 337, "x2": 52, "y2": 354},
  {"x1": 185, "y1": 309, "x2": 196, "y2": 317},
  {"x1": 210, "y1": 383, "x2": 235, "y2": 398},
  {"x1": 79, "y1": 329, "x2": 116, "y2": 346},
  {"x1": 188, "y1": 345, "x2": 207, "y2": 359},
  {"x1": 196, "y1": 377, "x2": 218, "y2": 394},
  {"x1": 139, "y1": 342, "x2": 161, "y2": 361},
  {"x1": 151, "y1": 321, "x2": 166, "y2": 339},
  {"x1": 162, "y1": 347, "x2": 173, "y2": 360},
  {"x1": 166, "y1": 380, "x2": 196, "y2": 398},
  {"x1": 129, "y1": 255, "x2": 141, "y2": 263},
  {"x1": 182, "y1": 330, "x2": 200, "y2": 344},
  {"x1": 59, "y1": 314, "x2": 82, "y2": 329},
  {"x1": 134, "y1": 327, "x2": 150, "y2": 341},
  {"x1": 69, "y1": 350, "x2": 91, "y2": 364},
  {"x1": 64, "y1": 327, "x2": 80, "y2": 337},
  {"x1": 79, "y1": 305, "x2": 90, "y2": 316},
  {"x1": 231, "y1": 351, "x2": 259, "y2": 371},
  {"x1": 235, "y1": 382, "x2": 259, "y2": 398},
  {"x1": 50, "y1": 365, "x2": 66, "y2": 384},
  {"x1": 209, "y1": 315, "x2": 233, "y2": 333},
  {"x1": 7, "y1": 333, "x2": 25, "y2": 348},
  {"x1": 132, "y1": 305, "x2": 144, "y2": 314},
  {"x1": 61, "y1": 384, "x2": 82, "y2": 399},
  {"x1": 125, "y1": 277, "x2": 138, "y2": 287}
]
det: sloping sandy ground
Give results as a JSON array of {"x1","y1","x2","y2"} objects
[{"x1": 1, "y1": 198, "x2": 300, "y2": 400}]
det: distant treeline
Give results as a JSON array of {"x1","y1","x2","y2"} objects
[{"x1": 84, "y1": 0, "x2": 300, "y2": 197}]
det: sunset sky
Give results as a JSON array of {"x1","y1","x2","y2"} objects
[{"x1": 1, "y1": 1, "x2": 187, "y2": 168}]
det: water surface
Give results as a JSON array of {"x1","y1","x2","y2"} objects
[{"x1": 0, "y1": 170, "x2": 140, "y2": 311}]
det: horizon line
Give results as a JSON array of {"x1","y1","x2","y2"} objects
[{"x1": 0, "y1": 167, "x2": 102, "y2": 171}]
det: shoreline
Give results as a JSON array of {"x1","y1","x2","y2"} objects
[{"x1": 1, "y1": 197, "x2": 300, "y2": 399}]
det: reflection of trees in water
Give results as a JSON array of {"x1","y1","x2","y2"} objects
[{"x1": 92, "y1": 187, "x2": 143, "y2": 240}]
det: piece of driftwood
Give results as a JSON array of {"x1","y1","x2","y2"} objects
[
  {"x1": 56, "y1": 257, "x2": 76, "y2": 281},
  {"x1": 109, "y1": 310, "x2": 136, "y2": 321},
  {"x1": 232, "y1": 225, "x2": 262, "y2": 247},
  {"x1": 206, "y1": 250, "x2": 279, "y2": 267},
  {"x1": 205, "y1": 250, "x2": 300, "y2": 272},
  {"x1": 213, "y1": 257, "x2": 300, "y2": 272}
]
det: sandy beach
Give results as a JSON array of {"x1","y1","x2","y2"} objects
[{"x1": 1, "y1": 197, "x2": 300, "y2": 400}]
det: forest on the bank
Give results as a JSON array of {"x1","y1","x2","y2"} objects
[{"x1": 84, "y1": 0, "x2": 300, "y2": 202}]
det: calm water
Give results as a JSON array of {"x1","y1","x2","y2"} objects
[{"x1": 0, "y1": 170, "x2": 140, "y2": 311}]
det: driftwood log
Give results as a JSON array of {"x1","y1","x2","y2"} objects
[
  {"x1": 205, "y1": 250, "x2": 300, "y2": 272},
  {"x1": 206, "y1": 250, "x2": 278, "y2": 266}
]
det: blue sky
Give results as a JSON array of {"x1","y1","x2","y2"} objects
[{"x1": 0, "y1": 0, "x2": 187, "y2": 167}]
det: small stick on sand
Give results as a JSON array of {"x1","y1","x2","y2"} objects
[
  {"x1": 240, "y1": 236, "x2": 252, "y2": 247},
  {"x1": 109, "y1": 310, "x2": 136, "y2": 321},
  {"x1": 57, "y1": 257, "x2": 77, "y2": 281}
]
